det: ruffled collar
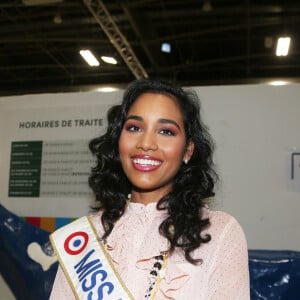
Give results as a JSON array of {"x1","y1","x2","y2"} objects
[
  {"x1": 105, "y1": 202, "x2": 169, "y2": 263},
  {"x1": 92, "y1": 202, "x2": 190, "y2": 299}
]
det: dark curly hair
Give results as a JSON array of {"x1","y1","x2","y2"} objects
[{"x1": 89, "y1": 79, "x2": 218, "y2": 264}]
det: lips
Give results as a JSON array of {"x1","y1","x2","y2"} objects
[{"x1": 131, "y1": 155, "x2": 162, "y2": 172}]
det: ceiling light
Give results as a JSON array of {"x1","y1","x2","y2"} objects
[
  {"x1": 101, "y1": 56, "x2": 117, "y2": 64},
  {"x1": 276, "y1": 37, "x2": 291, "y2": 56},
  {"x1": 96, "y1": 87, "x2": 120, "y2": 92},
  {"x1": 79, "y1": 50, "x2": 100, "y2": 67},
  {"x1": 161, "y1": 42, "x2": 171, "y2": 53},
  {"x1": 269, "y1": 80, "x2": 289, "y2": 86}
]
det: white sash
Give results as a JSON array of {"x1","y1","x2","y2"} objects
[{"x1": 50, "y1": 216, "x2": 134, "y2": 300}]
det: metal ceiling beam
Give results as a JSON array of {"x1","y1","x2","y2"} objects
[
  {"x1": 120, "y1": 4, "x2": 158, "y2": 72},
  {"x1": 83, "y1": 0, "x2": 148, "y2": 80}
]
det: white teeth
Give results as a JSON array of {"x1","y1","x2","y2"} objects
[{"x1": 133, "y1": 158, "x2": 161, "y2": 166}]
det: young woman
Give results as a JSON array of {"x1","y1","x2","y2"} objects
[{"x1": 50, "y1": 79, "x2": 250, "y2": 299}]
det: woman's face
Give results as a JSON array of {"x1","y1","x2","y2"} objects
[{"x1": 119, "y1": 92, "x2": 194, "y2": 196}]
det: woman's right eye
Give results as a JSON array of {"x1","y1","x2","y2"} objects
[{"x1": 126, "y1": 124, "x2": 141, "y2": 132}]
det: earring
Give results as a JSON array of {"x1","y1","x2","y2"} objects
[{"x1": 184, "y1": 159, "x2": 188, "y2": 165}]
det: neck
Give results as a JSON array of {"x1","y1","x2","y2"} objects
[{"x1": 130, "y1": 189, "x2": 170, "y2": 205}]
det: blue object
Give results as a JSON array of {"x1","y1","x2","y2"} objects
[
  {"x1": 249, "y1": 250, "x2": 300, "y2": 299},
  {"x1": 161, "y1": 42, "x2": 171, "y2": 53},
  {"x1": 0, "y1": 204, "x2": 58, "y2": 300}
]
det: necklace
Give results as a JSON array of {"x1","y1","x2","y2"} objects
[{"x1": 145, "y1": 250, "x2": 169, "y2": 299}]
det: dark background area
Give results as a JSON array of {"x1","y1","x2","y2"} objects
[{"x1": 0, "y1": 0, "x2": 299, "y2": 96}]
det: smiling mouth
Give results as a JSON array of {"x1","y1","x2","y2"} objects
[{"x1": 132, "y1": 158, "x2": 162, "y2": 166}]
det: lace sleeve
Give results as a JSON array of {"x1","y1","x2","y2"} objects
[{"x1": 207, "y1": 215, "x2": 250, "y2": 300}]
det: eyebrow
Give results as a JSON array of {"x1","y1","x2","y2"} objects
[
  {"x1": 126, "y1": 115, "x2": 143, "y2": 121},
  {"x1": 126, "y1": 115, "x2": 180, "y2": 129},
  {"x1": 159, "y1": 118, "x2": 180, "y2": 129}
]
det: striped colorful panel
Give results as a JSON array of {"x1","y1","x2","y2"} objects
[{"x1": 24, "y1": 217, "x2": 76, "y2": 232}]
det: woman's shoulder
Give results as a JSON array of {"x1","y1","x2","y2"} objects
[
  {"x1": 203, "y1": 205, "x2": 241, "y2": 226},
  {"x1": 203, "y1": 206, "x2": 247, "y2": 245},
  {"x1": 208, "y1": 208, "x2": 239, "y2": 226},
  {"x1": 88, "y1": 210, "x2": 105, "y2": 233},
  {"x1": 192, "y1": 207, "x2": 248, "y2": 263}
]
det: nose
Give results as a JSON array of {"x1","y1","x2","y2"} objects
[{"x1": 136, "y1": 131, "x2": 158, "y2": 151}]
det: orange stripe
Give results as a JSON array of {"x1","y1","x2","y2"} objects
[{"x1": 40, "y1": 217, "x2": 56, "y2": 232}]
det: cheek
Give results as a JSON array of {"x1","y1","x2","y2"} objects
[
  {"x1": 163, "y1": 140, "x2": 186, "y2": 161},
  {"x1": 119, "y1": 132, "x2": 133, "y2": 158}
]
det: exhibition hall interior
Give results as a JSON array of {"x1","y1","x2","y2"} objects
[{"x1": 0, "y1": 0, "x2": 300, "y2": 299}]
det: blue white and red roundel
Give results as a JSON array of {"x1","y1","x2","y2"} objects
[{"x1": 64, "y1": 231, "x2": 89, "y2": 255}]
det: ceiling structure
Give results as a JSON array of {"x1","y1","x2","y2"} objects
[{"x1": 0, "y1": 0, "x2": 299, "y2": 96}]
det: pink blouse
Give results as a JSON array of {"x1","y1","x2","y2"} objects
[{"x1": 50, "y1": 202, "x2": 250, "y2": 299}]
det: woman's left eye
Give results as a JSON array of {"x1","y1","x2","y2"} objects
[{"x1": 159, "y1": 129, "x2": 175, "y2": 136}]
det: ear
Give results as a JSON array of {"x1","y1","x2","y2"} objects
[{"x1": 184, "y1": 140, "x2": 194, "y2": 162}]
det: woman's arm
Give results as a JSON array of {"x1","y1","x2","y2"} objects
[{"x1": 207, "y1": 214, "x2": 250, "y2": 300}]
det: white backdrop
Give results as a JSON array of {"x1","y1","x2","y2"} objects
[{"x1": 1, "y1": 84, "x2": 300, "y2": 251}]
